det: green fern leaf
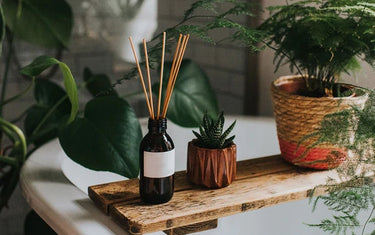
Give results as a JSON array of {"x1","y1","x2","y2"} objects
[
  {"x1": 309, "y1": 216, "x2": 359, "y2": 235},
  {"x1": 369, "y1": 218, "x2": 375, "y2": 224}
]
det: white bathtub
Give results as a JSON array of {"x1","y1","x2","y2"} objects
[{"x1": 61, "y1": 116, "x2": 334, "y2": 235}]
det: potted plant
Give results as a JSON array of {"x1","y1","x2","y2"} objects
[
  {"x1": 259, "y1": 0, "x2": 375, "y2": 169},
  {"x1": 187, "y1": 112, "x2": 236, "y2": 189}
]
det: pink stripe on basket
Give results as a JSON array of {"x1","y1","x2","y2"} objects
[{"x1": 278, "y1": 138, "x2": 346, "y2": 169}]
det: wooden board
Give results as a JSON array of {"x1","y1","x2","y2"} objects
[{"x1": 88, "y1": 155, "x2": 343, "y2": 234}]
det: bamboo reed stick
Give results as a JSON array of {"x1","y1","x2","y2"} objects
[
  {"x1": 129, "y1": 33, "x2": 189, "y2": 119},
  {"x1": 143, "y1": 39, "x2": 154, "y2": 119},
  {"x1": 170, "y1": 35, "x2": 190, "y2": 96},
  {"x1": 162, "y1": 34, "x2": 190, "y2": 118},
  {"x1": 128, "y1": 37, "x2": 152, "y2": 117},
  {"x1": 157, "y1": 32, "x2": 166, "y2": 119},
  {"x1": 162, "y1": 34, "x2": 183, "y2": 116}
]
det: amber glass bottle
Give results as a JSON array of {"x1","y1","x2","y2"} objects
[{"x1": 139, "y1": 118, "x2": 175, "y2": 204}]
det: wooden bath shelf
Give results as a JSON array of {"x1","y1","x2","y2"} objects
[{"x1": 88, "y1": 155, "x2": 346, "y2": 235}]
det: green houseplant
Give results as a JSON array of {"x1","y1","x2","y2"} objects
[
  {"x1": 0, "y1": 0, "x2": 75, "y2": 212},
  {"x1": 187, "y1": 112, "x2": 236, "y2": 189},
  {"x1": 301, "y1": 91, "x2": 375, "y2": 234},
  {"x1": 259, "y1": 0, "x2": 375, "y2": 169}
]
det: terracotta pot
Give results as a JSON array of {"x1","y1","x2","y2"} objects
[
  {"x1": 187, "y1": 141, "x2": 236, "y2": 189},
  {"x1": 271, "y1": 75, "x2": 368, "y2": 169}
]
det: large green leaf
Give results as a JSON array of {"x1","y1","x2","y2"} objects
[
  {"x1": 25, "y1": 80, "x2": 70, "y2": 147},
  {"x1": 21, "y1": 56, "x2": 79, "y2": 123},
  {"x1": 59, "y1": 62, "x2": 79, "y2": 123},
  {"x1": 83, "y1": 67, "x2": 118, "y2": 97},
  {"x1": 20, "y1": 56, "x2": 61, "y2": 76},
  {"x1": 59, "y1": 96, "x2": 142, "y2": 178},
  {"x1": 155, "y1": 59, "x2": 219, "y2": 127},
  {"x1": 2, "y1": 0, "x2": 72, "y2": 48}
]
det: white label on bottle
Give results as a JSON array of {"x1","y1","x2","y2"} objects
[{"x1": 144, "y1": 149, "x2": 175, "y2": 178}]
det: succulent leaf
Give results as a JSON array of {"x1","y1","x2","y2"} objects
[
  {"x1": 223, "y1": 135, "x2": 235, "y2": 148},
  {"x1": 193, "y1": 130, "x2": 202, "y2": 140},
  {"x1": 212, "y1": 112, "x2": 224, "y2": 138},
  {"x1": 222, "y1": 120, "x2": 236, "y2": 140},
  {"x1": 199, "y1": 126, "x2": 206, "y2": 138},
  {"x1": 193, "y1": 112, "x2": 236, "y2": 149},
  {"x1": 203, "y1": 112, "x2": 211, "y2": 130}
]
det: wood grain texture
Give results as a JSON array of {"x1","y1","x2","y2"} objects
[
  {"x1": 89, "y1": 155, "x2": 354, "y2": 234},
  {"x1": 163, "y1": 219, "x2": 218, "y2": 235},
  {"x1": 88, "y1": 171, "x2": 192, "y2": 214}
]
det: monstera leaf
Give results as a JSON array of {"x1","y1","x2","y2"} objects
[
  {"x1": 2, "y1": 0, "x2": 72, "y2": 48},
  {"x1": 59, "y1": 96, "x2": 142, "y2": 178},
  {"x1": 154, "y1": 59, "x2": 219, "y2": 127}
]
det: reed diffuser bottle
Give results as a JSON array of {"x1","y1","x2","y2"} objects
[
  {"x1": 139, "y1": 118, "x2": 174, "y2": 204},
  {"x1": 129, "y1": 32, "x2": 189, "y2": 204}
]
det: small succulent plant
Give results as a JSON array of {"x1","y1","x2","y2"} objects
[{"x1": 193, "y1": 112, "x2": 236, "y2": 149}]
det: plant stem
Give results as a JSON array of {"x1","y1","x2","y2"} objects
[
  {"x1": 0, "y1": 33, "x2": 14, "y2": 116},
  {"x1": 0, "y1": 33, "x2": 14, "y2": 151},
  {"x1": 30, "y1": 95, "x2": 68, "y2": 137},
  {"x1": 261, "y1": 39, "x2": 304, "y2": 77},
  {"x1": 10, "y1": 109, "x2": 28, "y2": 124},
  {"x1": 0, "y1": 77, "x2": 35, "y2": 108},
  {"x1": 0, "y1": 155, "x2": 18, "y2": 166},
  {"x1": 361, "y1": 206, "x2": 375, "y2": 235},
  {"x1": 29, "y1": 78, "x2": 87, "y2": 142}
]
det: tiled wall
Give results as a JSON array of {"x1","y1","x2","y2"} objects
[{"x1": 0, "y1": 1, "x2": 251, "y2": 234}]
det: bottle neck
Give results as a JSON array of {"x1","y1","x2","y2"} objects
[{"x1": 148, "y1": 118, "x2": 167, "y2": 134}]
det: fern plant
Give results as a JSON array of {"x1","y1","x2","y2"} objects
[
  {"x1": 112, "y1": 0, "x2": 265, "y2": 86},
  {"x1": 259, "y1": 0, "x2": 375, "y2": 97},
  {"x1": 304, "y1": 91, "x2": 375, "y2": 234},
  {"x1": 193, "y1": 112, "x2": 236, "y2": 149}
]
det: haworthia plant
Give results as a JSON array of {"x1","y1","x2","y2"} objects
[{"x1": 193, "y1": 112, "x2": 236, "y2": 149}]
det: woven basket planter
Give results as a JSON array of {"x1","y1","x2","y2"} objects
[
  {"x1": 271, "y1": 75, "x2": 367, "y2": 169},
  {"x1": 187, "y1": 141, "x2": 236, "y2": 189}
]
